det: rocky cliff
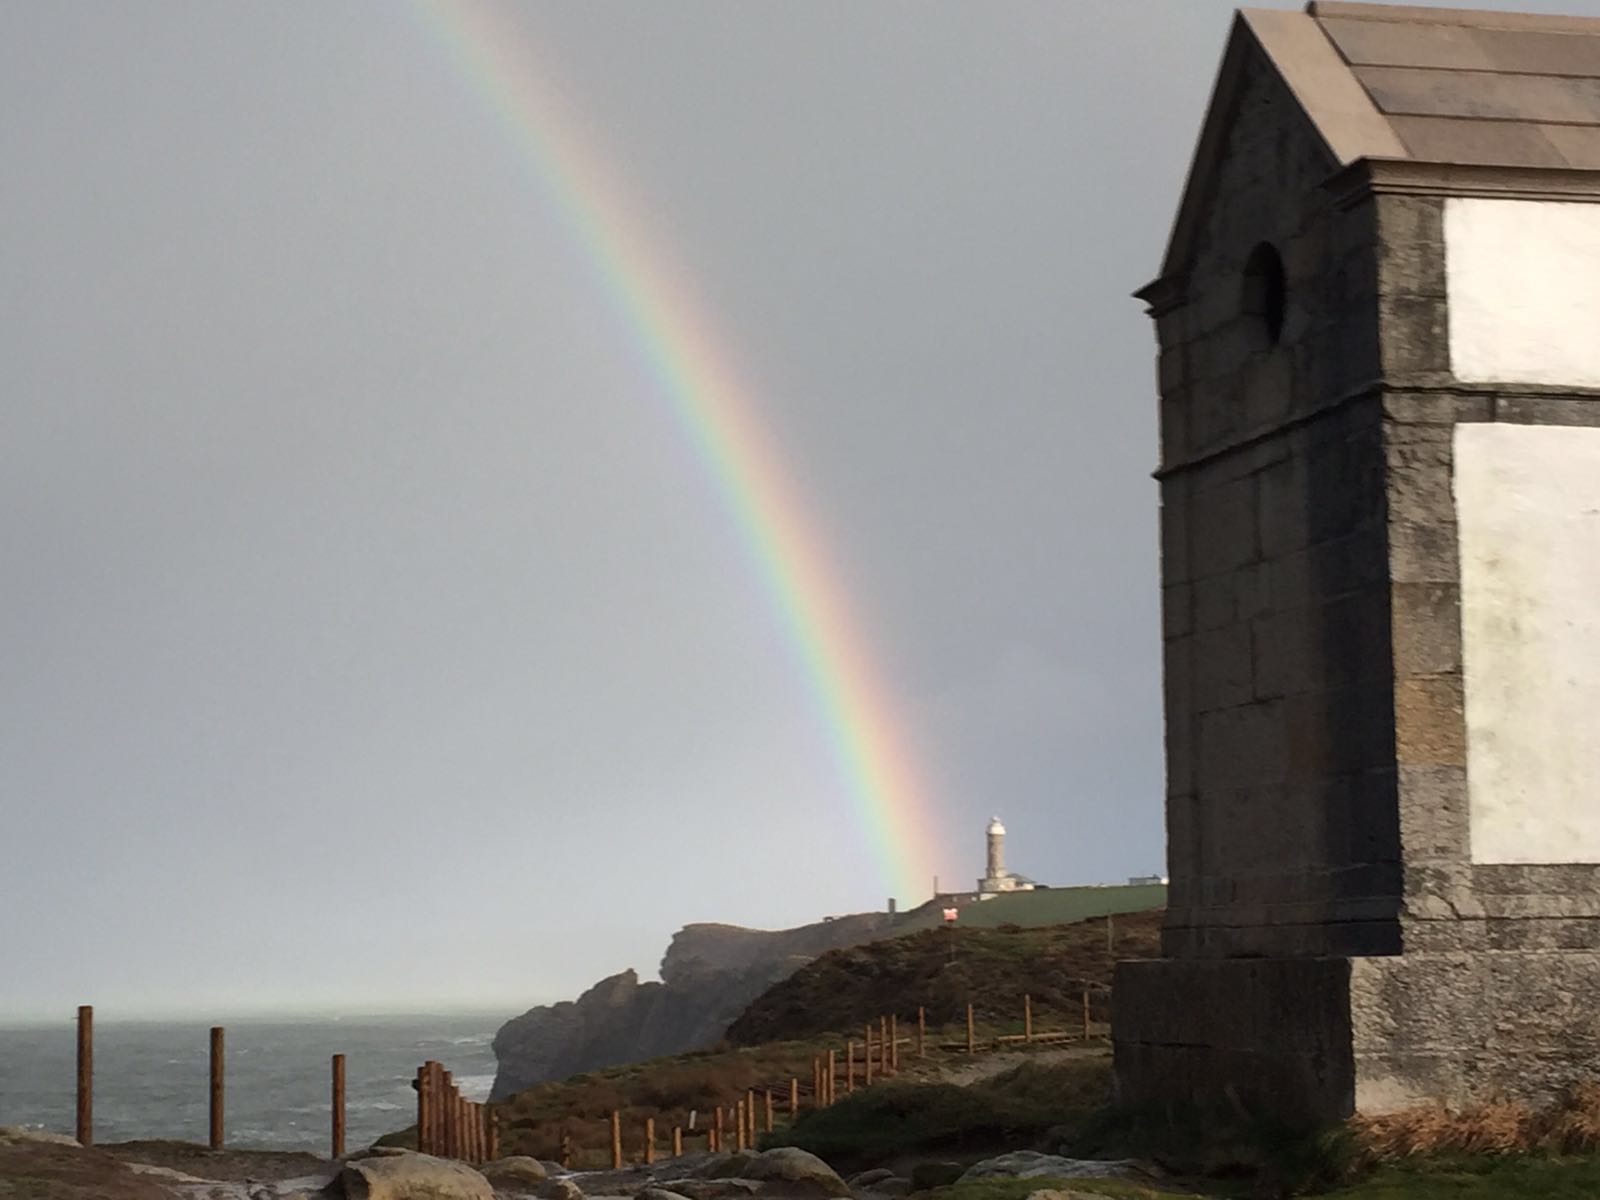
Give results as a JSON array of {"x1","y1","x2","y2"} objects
[{"x1": 489, "y1": 911, "x2": 905, "y2": 1099}]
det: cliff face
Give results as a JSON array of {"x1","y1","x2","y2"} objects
[{"x1": 489, "y1": 911, "x2": 900, "y2": 1099}]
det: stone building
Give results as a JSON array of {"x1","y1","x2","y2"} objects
[{"x1": 1115, "y1": 1, "x2": 1600, "y2": 1121}]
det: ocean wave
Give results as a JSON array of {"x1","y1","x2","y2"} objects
[{"x1": 453, "y1": 1074, "x2": 496, "y2": 1100}]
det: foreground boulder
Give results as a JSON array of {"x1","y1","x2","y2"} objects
[
  {"x1": 536, "y1": 1178, "x2": 585, "y2": 1200},
  {"x1": 481, "y1": 1156, "x2": 550, "y2": 1189},
  {"x1": 735, "y1": 1148, "x2": 849, "y2": 1198},
  {"x1": 340, "y1": 1150, "x2": 495, "y2": 1199},
  {"x1": 958, "y1": 1152, "x2": 1140, "y2": 1182},
  {"x1": 646, "y1": 1179, "x2": 760, "y2": 1200}
]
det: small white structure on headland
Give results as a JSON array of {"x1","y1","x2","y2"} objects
[{"x1": 977, "y1": 816, "x2": 1035, "y2": 895}]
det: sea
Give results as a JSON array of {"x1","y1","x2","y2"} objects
[{"x1": 0, "y1": 1013, "x2": 502, "y2": 1154}]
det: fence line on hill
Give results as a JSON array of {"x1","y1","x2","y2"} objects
[{"x1": 55, "y1": 989, "x2": 1112, "y2": 1167}]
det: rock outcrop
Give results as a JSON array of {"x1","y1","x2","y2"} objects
[{"x1": 490, "y1": 912, "x2": 903, "y2": 1099}]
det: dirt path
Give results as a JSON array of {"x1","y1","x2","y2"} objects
[{"x1": 928, "y1": 1045, "x2": 1108, "y2": 1087}]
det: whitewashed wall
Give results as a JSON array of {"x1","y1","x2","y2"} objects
[
  {"x1": 1457, "y1": 423, "x2": 1600, "y2": 865},
  {"x1": 1447, "y1": 198, "x2": 1600, "y2": 387}
]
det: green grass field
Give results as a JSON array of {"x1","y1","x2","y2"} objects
[{"x1": 923, "y1": 884, "x2": 1168, "y2": 929}]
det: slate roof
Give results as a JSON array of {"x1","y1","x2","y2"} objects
[
  {"x1": 1304, "y1": 1, "x2": 1600, "y2": 169},
  {"x1": 1158, "y1": 2, "x2": 1600, "y2": 274}
]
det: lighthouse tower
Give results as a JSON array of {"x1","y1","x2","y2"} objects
[{"x1": 977, "y1": 816, "x2": 1034, "y2": 895}]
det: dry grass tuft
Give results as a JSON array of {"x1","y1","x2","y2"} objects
[{"x1": 1354, "y1": 1081, "x2": 1600, "y2": 1159}]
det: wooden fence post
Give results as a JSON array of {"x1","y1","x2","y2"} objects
[
  {"x1": 918, "y1": 1006, "x2": 926, "y2": 1058},
  {"x1": 966, "y1": 1003, "x2": 975, "y2": 1054},
  {"x1": 714, "y1": 1104, "x2": 724, "y2": 1152},
  {"x1": 889, "y1": 1015, "x2": 898, "y2": 1072},
  {"x1": 611, "y1": 1110, "x2": 623, "y2": 1168},
  {"x1": 789, "y1": 1077, "x2": 799, "y2": 1117},
  {"x1": 736, "y1": 1098, "x2": 748, "y2": 1150},
  {"x1": 76, "y1": 1005, "x2": 93, "y2": 1147},
  {"x1": 879, "y1": 1017, "x2": 890, "y2": 1074},
  {"x1": 845, "y1": 1041, "x2": 855, "y2": 1094},
  {"x1": 645, "y1": 1116, "x2": 656, "y2": 1164},
  {"x1": 825, "y1": 1051, "x2": 836, "y2": 1105},
  {"x1": 1024, "y1": 994, "x2": 1033, "y2": 1043},
  {"x1": 746, "y1": 1089, "x2": 757, "y2": 1141},
  {"x1": 488, "y1": 1108, "x2": 500, "y2": 1161},
  {"x1": 864, "y1": 1025, "x2": 874, "y2": 1084},
  {"x1": 812, "y1": 1058, "x2": 822, "y2": 1107},
  {"x1": 331, "y1": 1054, "x2": 346, "y2": 1159},
  {"x1": 1082, "y1": 989, "x2": 1091, "y2": 1039},
  {"x1": 444, "y1": 1068, "x2": 457, "y2": 1164},
  {"x1": 430, "y1": 1063, "x2": 446, "y2": 1157},
  {"x1": 764, "y1": 1088, "x2": 774, "y2": 1133},
  {"x1": 209, "y1": 1027, "x2": 225, "y2": 1150},
  {"x1": 415, "y1": 1065, "x2": 429, "y2": 1155},
  {"x1": 672, "y1": 1125, "x2": 683, "y2": 1157}
]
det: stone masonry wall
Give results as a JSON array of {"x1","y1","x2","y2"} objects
[
  {"x1": 1374, "y1": 191, "x2": 1600, "y2": 956},
  {"x1": 1154, "y1": 45, "x2": 1400, "y2": 960}
]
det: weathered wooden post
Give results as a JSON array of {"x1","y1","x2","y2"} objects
[
  {"x1": 75, "y1": 1005, "x2": 93, "y2": 1147},
  {"x1": 864, "y1": 1025, "x2": 874, "y2": 1085},
  {"x1": 812, "y1": 1057, "x2": 822, "y2": 1107},
  {"x1": 825, "y1": 1050, "x2": 836, "y2": 1105},
  {"x1": 645, "y1": 1116, "x2": 656, "y2": 1164},
  {"x1": 917, "y1": 1006, "x2": 926, "y2": 1058},
  {"x1": 845, "y1": 1041, "x2": 855, "y2": 1093},
  {"x1": 746, "y1": 1089, "x2": 756, "y2": 1140},
  {"x1": 487, "y1": 1108, "x2": 500, "y2": 1161},
  {"x1": 415, "y1": 1064, "x2": 430, "y2": 1154},
  {"x1": 735, "y1": 1098, "x2": 748, "y2": 1150},
  {"x1": 1024, "y1": 994, "x2": 1033, "y2": 1043},
  {"x1": 879, "y1": 1016, "x2": 890, "y2": 1074},
  {"x1": 209, "y1": 1027, "x2": 225, "y2": 1150},
  {"x1": 713, "y1": 1103, "x2": 724, "y2": 1151},
  {"x1": 444, "y1": 1075, "x2": 457, "y2": 1158},
  {"x1": 889, "y1": 1015, "x2": 898, "y2": 1072},
  {"x1": 764, "y1": 1088, "x2": 774, "y2": 1133},
  {"x1": 430, "y1": 1063, "x2": 446, "y2": 1157},
  {"x1": 966, "y1": 1003, "x2": 975, "y2": 1053},
  {"x1": 788, "y1": 1077, "x2": 799, "y2": 1117},
  {"x1": 331, "y1": 1054, "x2": 346, "y2": 1159},
  {"x1": 560, "y1": 1128, "x2": 574, "y2": 1169},
  {"x1": 610, "y1": 1110, "x2": 623, "y2": 1168},
  {"x1": 672, "y1": 1125, "x2": 683, "y2": 1157}
]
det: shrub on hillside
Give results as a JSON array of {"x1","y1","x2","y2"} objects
[{"x1": 765, "y1": 1059, "x2": 1112, "y2": 1168}]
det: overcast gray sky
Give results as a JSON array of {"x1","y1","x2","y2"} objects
[{"x1": 3, "y1": 0, "x2": 1585, "y2": 1022}]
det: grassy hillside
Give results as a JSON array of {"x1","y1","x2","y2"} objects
[
  {"x1": 938, "y1": 885, "x2": 1167, "y2": 928},
  {"x1": 725, "y1": 909, "x2": 1160, "y2": 1046}
]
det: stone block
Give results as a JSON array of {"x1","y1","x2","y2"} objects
[
  {"x1": 1190, "y1": 474, "x2": 1260, "y2": 574},
  {"x1": 1388, "y1": 518, "x2": 1459, "y2": 584},
  {"x1": 1496, "y1": 395, "x2": 1600, "y2": 427},
  {"x1": 1162, "y1": 581, "x2": 1193, "y2": 642},
  {"x1": 1389, "y1": 582, "x2": 1461, "y2": 677},
  {"x1": 1380, "y1": 294, "x2": 1450, "y2": 378},
  {"x1": 1198, "y1": 701, "x2": 1285, "y2": 788},
  {"x1": 1393, "y1": 675, "x2": 1466, "y2": 767},
  {"x1": 1193, "y1": 622, "x2": 1254, "y2": 711},
  {"x1": 1396, "y1": 763, "x2": 1468, "y2": 863},
  {"x1": 1159, "y1": 488, "x2": 1190, "y2": 583}
]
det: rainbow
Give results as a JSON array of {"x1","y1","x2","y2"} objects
[{"x1": 408, "y1": 1, "x2": 944, "y2": 902}]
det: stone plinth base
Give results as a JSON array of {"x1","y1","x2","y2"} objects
[{"x1": 1114, "y1": 951, "x2": 1600, "y2": 1124}]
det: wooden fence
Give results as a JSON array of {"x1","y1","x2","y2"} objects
[
  {"x1": 415, "y1": 1059, "x2": 498, "y2": 1162},
  {"x1": 58, "y1": 991, "x2": 1111, "y2": 1166}
]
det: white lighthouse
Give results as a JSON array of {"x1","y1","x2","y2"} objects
[{"x1": 977, "y1": 815, "x2": 1035, "y2": 895}]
